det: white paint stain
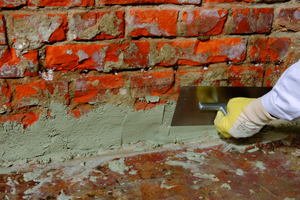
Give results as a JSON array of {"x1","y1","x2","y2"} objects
[
  {"x1": 160, "y1": 180, "x2": 177, "y2": 189},
  {"x1": 221, "y1": 183, "x2": 231, "y2": 190},
  {"x1": 194, "y1": 173, "x2": 219, "y2": 182},
  {"x1": 236, "y1": 169, "x2": 244, "y2": 176},
  {"x1": 255, "y1": 161, "x2": 266, "y2": 171},
  {"x1": 41, "y1": 69, "x2": 53, "y2": 81}
]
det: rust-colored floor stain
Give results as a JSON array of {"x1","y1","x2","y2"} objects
[{"x1": 1, "y1": 136, "x2": 300, "y2": 199}]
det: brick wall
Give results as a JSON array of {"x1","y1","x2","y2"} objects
[{"x1": 0, "y1": 0, "x2": 299, "y2": 128}]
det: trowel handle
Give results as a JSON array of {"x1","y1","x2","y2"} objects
[{"x1": 198, "y1": 103, "x2": 227, "y2": 116}]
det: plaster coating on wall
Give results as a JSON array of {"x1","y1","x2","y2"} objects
[{"x1": 0, "y1": 101, "x2": 219, "y2": 163}]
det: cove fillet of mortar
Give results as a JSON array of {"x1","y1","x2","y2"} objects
[{"x1": 0, "y1": 101, "x2": 219, "y2": 162}]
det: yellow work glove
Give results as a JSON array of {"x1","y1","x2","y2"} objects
[{"x1": 214, "y1": 97, "x2": 276, "y2": 138}]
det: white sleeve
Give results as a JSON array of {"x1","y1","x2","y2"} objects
[{"x1": 262, "y1": 60, "x2": 300, "y2": 121}]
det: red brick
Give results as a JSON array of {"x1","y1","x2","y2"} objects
[
  {"x1": 227, "y1": 66, "x2": 264, "y2": 86},
  {"x1": 0, "y1": 48, "x2": 39, "y2": 78},
  {"x1": 0, "y1": 79, "x2": 11, "y2": 113},
  {"x1": 12, "y1": 14, "x2": 68, "y2": 54},
  {"x1": 71, "y1": 11, "x2": 124, "y2": 41},
  {"x1": 230, "y1": 8, "x2": 273, "y2": 34},
  {"x1": 68, "y1": 104, "x2": 94, "y2": 118},
  {"x1": 182, "y1": 9, "x2": 227, "y2": 36},
  {"x1": 101, "y1": 0, "x2": 200, "y2": 5},
  {"x1": 130, "y1": 9, "x2": 178, "y2": 37},
  {"x1": 275, "y1": 8, "x2": 300, "y2": 31},
  {"x1": 263, "y1": 65, "x2": 287, "y2": 87},
  {"x1": 152, "y1": 38, "x2": 246, "y2": 67},
  {"x1": 0, "y1": 0, "x2": 26, "y2": 7},
  {"x1": 1, "y1": 112, "x2": 39, "y2": 129},
  {"x1": 177, "y1": 65, "x2": 264, "y2": 89},
  {"x1": 129, "y1": 70, "x2": 174, "y2": 98},
  {"x1": 249, "y1": 37, "x2": 291, "y2": 62},
  {"x1": 13, "y1": 80, "x2": 69, "y2": 108},
  {"x1": 204, "y1": 0, "x2": 252, "y2": 3},
  {"x1": 0, "y1": 15, "x2": 6, "y2": 45},
  {"x1": 134, "y1": 99, "x2": 170, "y2": 111},
  {"x1": 74, "y1": 74, "x2": 125, "y2": 103},
  {"x1": 46, "y1": 41, "x2": 150, "y2": 72},
  {"x1": 28, "y1": 0, "x2": 94, "y2": 6}
]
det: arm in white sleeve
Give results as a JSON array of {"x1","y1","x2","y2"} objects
[{"x1": 262, "y1": 60, "x2": 300, "y2": 121}]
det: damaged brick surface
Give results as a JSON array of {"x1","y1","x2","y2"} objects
[
  {"x1": 69, "y1": 11, "x2": 124, "y2": 41},
  {"x1": 0, "y1": 15, "x2": 6, "y2": 45},
  {"x1": 0, "y1": 79, "x2": 11, "y2": 114},
  {"x1": 129, "y1": 9, "x2": 178, "y2": 37},
  {"x1": 12, "y1": 14, "x2": 68, "y2": 55},
  {"x1": 129, "y1": 69, "x2": 174, "y2": 98},
  {"x1": 182, "y1": 9, "x2": 227, "y2": 36},
  {"x1": 150, "y1": 38, "x2": 247, "y2": 66},
  {"x1": 1, "y1": 112, "x2": 40, "y2": 129},
  {"x1": 177, "y1": 64, "x2": 264, "y2": 89},
  {"x1": 74, "y1": 74, "x2": 125, "y2": 103},
  {"x1": 101, "y1": 0, "x2": 201, "y2": 4},
  {"x1": 275, "y1": 8, "x2": 300, "y2": 32},
  {"x1": 0, "y1": 0, "x2": 26, "y2": 7},
  {"x1": 12, "y1": 80, "x2": 69, "y2": 108},
  {"x1": 249, "y1": 37, "x2": 291, "y2": 62},
  {"x1": 0, "y1": 47, "x2": 39, "y2": 78},
  {"x1": 229, "y1": 8, "x2": 274, "y2": 34},
  {"x1": 28, "y1": 0, "x2": 94, "y2": 7},
  {"x1": 46, "y1": 42, "x2": 150, "y2": 72}
]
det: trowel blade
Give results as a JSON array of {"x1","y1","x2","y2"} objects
[{"x1": 171, "y1": 86, "x2": 272, "y2": 126}]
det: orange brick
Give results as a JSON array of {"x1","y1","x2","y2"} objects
[
  {"x1": 182, "y1": 9, "x2": 227, "y2": 36},
  {"x1": 46, "y1": 41, "x2": 150, "y2": 72},
  {"x1": 249, "y1": 37, "x2": 291, "y2": 62},
  {"x1": 130, "y1": 9, "x2": 178, "y2": 37}
]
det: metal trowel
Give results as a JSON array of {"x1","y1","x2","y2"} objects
[{"x1": 171, "y1": 86, "x2": 272, "y2": 126}]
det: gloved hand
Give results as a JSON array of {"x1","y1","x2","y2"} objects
[{"x1": 214, "y1": 97, "x2": 276, "y2": 138}]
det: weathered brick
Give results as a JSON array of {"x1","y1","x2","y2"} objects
[
  {"x1": 46, "y1": 41, "x2": 150, "y2": 72},
  {"x1": 275, "y1": 8, "x2": 300, "y2": 32},
  {"x1": 28, "y1": 0, "x2": 94, "y2": 7},
  {"x1": 134, "y1": 99, "x2": 170, "y2": 111},
  {"x1": 0, "y1": 15, "x2": 6, "y2": 45},
  {"x1": 204, "y1": 0, "x2": 252, "y2": 3},
  {"x1": 13, "y1": 80, "x2": 69, "y2": 108},
  {"x1": 177, "y1": 66, "x2": 227, "y2": 88},
  {"x1": 249, "y1": 37, "x2": 291, "y2": 62},
  {"x1": 101, "y1": 0, "x2": 201, "y2": 5},
  {"x1": 0, "y1": 0, "x2": 26, "y2": 7},
  {"x1": 150, "y1": 38, "x2": 246, "y2": 67},
  {"x1": 130, "y1": 9, "x2": 178, "y2": 37},
  {"x1": 182, "y1": 9, "x2": 227, "y2": 36},
  {"x1": 1, "y1": 112, "x2": 39, "y2": 129},
  {"x1": 0, "y1": 79, "x2": 11, "y2": 113},
  {"x1": 68, "y1": 104, "x2": 94, "y2": 118},
  {"x1": 74, "y1": 74, "x2": 125, "y2": 103},
  {"x1": 177, "y1": 65, "x2": 264, "y2": 89},
  {"x1": 12, "y1": 14, "x2": 68, "y2": 54},
  {"x1": 230, "y1": 8, "x2": 273, "y2": 34},
  {"x1": 0, "y1": 48, "x2": 39, "y2": 78},
  {"x1": 129, "y1": 70, "x2": 174, "y2": 98},
  {"x1": 70, "y1": 11, "x2": 124, "y2": 41},
  {"x1": 263, "y1": 65, "x2": 287, "y2": 87},
  {"x1": 227, "y1": 66, "x2": 264, "y2": 86}
]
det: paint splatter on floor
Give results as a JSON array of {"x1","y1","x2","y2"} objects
[{"x1": 1, "y1": 136, "x2": 300, "y2": 199}]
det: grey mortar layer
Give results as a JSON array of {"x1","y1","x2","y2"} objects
[{"x1": 0, "y1": 101, "x2": 220, "y2": 162}]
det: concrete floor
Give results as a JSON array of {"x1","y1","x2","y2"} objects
[{"x1": 1, "y1": 135, "x2": 300, "y2": 200}]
